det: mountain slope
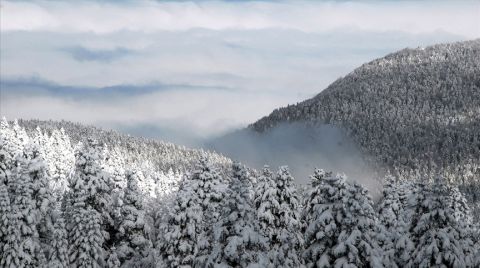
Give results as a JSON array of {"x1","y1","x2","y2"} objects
[{"x1": 251, "y1": 39, "x2": 480, "y2": 188}]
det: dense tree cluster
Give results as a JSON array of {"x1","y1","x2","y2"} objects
[
  {"x1": 18, "y1": 119, "x2": 231, "y2": 175},
  {"x1": 250, "y1": 39, "x2": 480, "y2": 219},
  {"x1": 1, "y1": 119, "x2": 478, "y2": 267}
]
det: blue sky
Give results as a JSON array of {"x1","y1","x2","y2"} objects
[{"x1": 1, "y1": 0, "x2": 479, "y2": 144}]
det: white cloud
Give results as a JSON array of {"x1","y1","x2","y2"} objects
[
  {"x1": 1, "y1": 0, "x2": 478, "y2": 141},
  {"x1": 0, "y1": 86, "x2": 294, "y2": 138},
  {"x1": 1, "y1": 0, "x2": 479, "y2": 38}
]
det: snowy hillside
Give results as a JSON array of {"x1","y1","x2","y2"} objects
[
  {"x1": 251, "y1": 39, "x2": 480, "y2": 217},
  {"x1": 1, "y1": 117, "x2": 479, "y2": 267},
  {"x1": 18, "y1": 119, "x2": 232, "y2": 174}
]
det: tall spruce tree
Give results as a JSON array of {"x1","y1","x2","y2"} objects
[
  {"x1": 254, "y1": 166, "x2": 303, "y2": 267},
  {"x1": 49, "y1": 216, "x2": 69, "y2": 268},
  {"x1": 160, "y1": 156, "x2": 227, "y2": 267},
  {"x1": 115, "y1": 170, "x2": 151, "y2": 266},
  {"x1": 0, "y1": 182, "x2": 13, "y2": 261},
  {"x1": 8, "y1": 151, "x2": 43, "y2": 266},
  {"x1": 67, "y1": 139, "x2": 111, "y2": 267},
  {"x1": 209, "y1": 162, "x2": 267, "y2": 267},
  {"x1": 407, "y1": 180, "x2": 476, "y2": 267},
  {"x1": 160, "y1": 175, "x2": 203, "y2": 266},
  {"x1": 302, "y1": 169, "x2": 382, "y2": 268}
]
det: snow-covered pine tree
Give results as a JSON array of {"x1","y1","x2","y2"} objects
[
  {"x1": 408, "y1": 180, "x2": 476, "y2": 267},
  {"x1": 254, "y1": 166, "x2": 303, "y2": 267},
  {"x1": 115, "y1": 170, "x2": 151, "y2": 266},
  {"x1": 393, "y1": 216, "x2": 414, "y2": 267},
  {"x1": 302, "y1": 169, "x2": 381, "y2": 268},
  {"x1": 67, "y1": 139, "x2": 112, "y2": 267},
  {"x1": 0, "y1": 182, "x2": 12, "y2": 259},
  {"x1": 49, "y1": 128, "x2": 75, "y2": 196},
  {"x1": 160, "y1": 156, "x2": 227, "y2": 267},
  {"x1": 25, "y1": 144, "x2": 57, "y2": 261},
  {"x1": 7, "y1": 119, "x2": 31, "y2": 161},
  {"x1": 209, "y1": 162, "x2": 267, "y2": 267},
  {"x1": 302, "y1": 168, "x2": 333, "y2": 267},
  {"x1": 159, "y1": 175, "x2": 203, "y2": 267},
  {"x1": 0, "y1": 197, "x2": 22, "y2": 268},
  {"x1": 390, "y1": 180, "x2": 429, "y2": 267},
  {"x1": 68, "y1": 205, "x2": 105, "y2": 268},
  {"x1": 377, "y1": 175, "x2": 404, "y2": 230},
  {"x1": 7, "y1": 150, "x2": 45, "y2": 266},
  {"x1": 32, "y1": 127, "x2": 55, "y2": 180},
  {"x1": 102, "y1": 145, "x2": 126, "y2": 191},
  {"x1": 0, "y1": 132, "x2": 10, "y2": 186},
  {"x1": 336, "y1": 181, "x2": 383, "y2": 267},
  {"x1": 449, "y1": 185, "x2": 474, "y2": 226},
  {"x1": 375, "y1": 175, "x2": 415, "y2": 267},
  {"x1": 191, "y1": 156, "x2": 228, "y2": 266},
  {"x1": 49, "y1": 216, "x2": 69, "y2": 268},
  {"x1": 0, "y1": 118, "x2": 24, "y2": 185}
]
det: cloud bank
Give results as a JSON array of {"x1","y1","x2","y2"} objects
[
  {"x1": 2, "y1": 0, "x2": 479, "y2": 38},
  {"x1": 1, "y1": 0, "x2": 478, "y2": 147}
]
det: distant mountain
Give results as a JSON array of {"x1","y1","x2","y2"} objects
[{"x1": 251, "y1": 39, "x2": 480, "y2": 204}]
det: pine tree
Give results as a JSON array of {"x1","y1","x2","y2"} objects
[
  {"x1": 32, "y1": 127, "x2": 55, "y2": 180},
  {"x1": 377, "y1": 176, "x2": 404, "y2": 230},
  {"x1": 302, "y1": 169, "x2": 334, "y2": 267},
  {"x1": 49, "y1": 128, "x2": 75, "y2": 196},
  {"x1": 1, "y1": 203, "x2": 22, "y2": 268},
  {"x1": 254, "y1": 166, "x2": 303, "y2": 267},
  {"x1": 376, "y1": 176, "x2": 414, "y2": 267},
  {"x1": 408, "y1": 180, "x2": 476, "y2": 267},
  {"x1": 0, "y1": 118, "x2": 26, "y2": 185},
  {"x1": 27, "y1": 144, "x2": 56, "y2": 260},
  {"x1": 160, "y1": 156, "x2": 227, "y2": 267},
  {"x1": 49, "y1": 217, "x2": 69, "y2": 268},
  {"x1": 115, "y1": 170, "x2": 151, "y2": 266},
  {"x1": 302, "y1": 169, "x2": 381, "y2": 268},
  {"x1": 160, "y1": 177, "x2": 203, "y2": 267},
  {"x1": 191, "y1": 156, "x2": 228, "y2": 266},
  {"x1": 0, "y1": 182, "x2": 12, "y2": 259},
  {"x1": 336, "y1": 182, "x2": 383, "y2": 267},
  {"x1": 209, "y1": 162, "x2": 267, "y2": 267},
  {"x1": 67, "y1": 139, "x2": 111, "y2": 267},
  {"x1": 0, "y1": 126, "x2": 12, "y2": 186},
  {"x1": 449, "y1": 185, "x2": 474, "y2": 226},
  {"x1": 8, "y1": 152, "x2": 41, "y2": 266},
  {"x1": 68, "y1": 206, "x2": 105, "y2": 268},
  {"x1": 102, "y1": 146, "x2": 126, "y2": 191}
]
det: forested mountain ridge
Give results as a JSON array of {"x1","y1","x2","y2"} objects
[
  {"x1": 251, "y1": 39, "x2": 480, "y2": 188},
  {"x1": 18, "y1": 119, "x2": 232, "y2": 175}
]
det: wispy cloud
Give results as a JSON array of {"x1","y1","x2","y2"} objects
[
  {"x1": 0, "y1": 77, "x2": 235, "y2": 99},
  {"x1": 62, "y1": 46, "x2": 134, "y2": 62}
]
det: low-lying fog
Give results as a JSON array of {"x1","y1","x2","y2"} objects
[{"x1": 206, "y1": 123, "x2": 380, "y2": 192}]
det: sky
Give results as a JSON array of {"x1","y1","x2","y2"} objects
[{"x1": 1, "y1": 0, "x2": 479, "y2": 145}]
